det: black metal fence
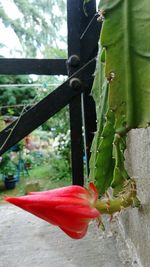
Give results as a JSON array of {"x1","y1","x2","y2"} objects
[{"x1": 0, "y1": 0, "x2": 100, "y2": 186}]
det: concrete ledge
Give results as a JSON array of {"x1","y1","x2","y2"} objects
[
  {"x1": 0, "y1": 204, "x2": 136, "y2": 267},
  {"x1": 120, "y1": 127, "x2": 150, "y2": 267}
]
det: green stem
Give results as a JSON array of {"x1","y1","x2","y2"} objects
[{"x1": 95, "y1": 179, "x2": 140, "y2": 215}]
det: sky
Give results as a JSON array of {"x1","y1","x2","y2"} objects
[
  {"x1": 0, "y1": 0, "x2": 24, "y2": 57},
  {"x1": 0, "y1": 0, "x2": 100, "y2": 58}
]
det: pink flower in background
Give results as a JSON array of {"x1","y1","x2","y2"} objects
[
  {"x1": 5, "y1": 183, "x2": 100, "y2": 239},
  {"x1": 24, "y1": 135, "x2": 40, "y2": 150}
]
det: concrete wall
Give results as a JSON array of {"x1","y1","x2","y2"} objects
[{"x1": 119, "y1": 127, "x2": 150, "y2": 267}]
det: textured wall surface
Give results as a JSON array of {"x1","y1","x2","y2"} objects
[{"x1": 119, "y1": 127, "x2": 150, "y2": 267}]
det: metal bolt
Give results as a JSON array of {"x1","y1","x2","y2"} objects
[
  {"x1": 67, "y1": 55, "x2": 80, "y2": 67},
  {"x1": 69, "y1": 78, "x2": 82, "y2": 90}
]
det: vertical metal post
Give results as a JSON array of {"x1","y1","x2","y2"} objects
[
  {"x1": 67, "y1": 0, "x2": 99, "y2": 185},
  {"x1": 67, "y1": 0, "x2": 83, "y2": 186},
  {"x1": 80, "y1": 0, "x2": 100, "y2": 176}
]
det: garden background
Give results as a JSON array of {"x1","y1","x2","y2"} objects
[{"x1": 0, "y1": 0, "x2": 72, "y2": 200}]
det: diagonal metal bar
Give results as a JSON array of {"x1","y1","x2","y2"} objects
[
  {"x1": 0, "y1": 57, "x2": 96, "y2": 156},
  {"x1": 0, "y1": 58, "x2": 67, "y2": 75}
]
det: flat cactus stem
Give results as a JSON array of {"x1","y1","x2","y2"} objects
[
  {"x1": 90, "y1": 50, "x2": 116, "y2": 195},
  {"x1": 91, "y1": 49, "x2": 106, "y2": 119},
  {"x1": 99, "y1": 0, "x2": 150, "y2": 129},
  {"x1": 89, "y1": 109, "x2": 115, "y2": 196},
  {"x1": 89, "y1": 0, "x2": 150, "y2": 198},
  {"x1": 89, "y1": 49, "x2": 107, "y2": 184}
]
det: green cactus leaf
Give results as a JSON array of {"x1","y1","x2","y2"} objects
[
  {"x1": 89, "y1": 1, "x2": 150, "y2": 196},
  {"x1": 99, "y1": 0, "x2": 121, "y2": 11},
  {"x1": 111, "y1": 134, "x2": 129, "y2": 196},
  {"x1": 99, "y1": 0, "x2": 150, "y2": 130},
  {"x1": 93, "y1": 110, "x2": 115, "y2": 195}
]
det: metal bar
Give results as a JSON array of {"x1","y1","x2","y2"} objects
[
  {"x1": 0, "y1": 58, "x2": 67, "y2": 75},
  {"x1": 0, "y1": 57, "x2": 96, "y2": 156},
  {"x1": 67, "y1": 0, "x2": 99, "y2": 186},
  {"x1": 0, "y1": 81, "x2": 79, "y2": 155},
  {"x1": 0, "y1": 83, "x2": 60, "y2": 88},
  {"x1": 0, "y1": 0, "x2": 100, "y2": 188},
  {"x1": 67, "y1": 0, "x2": 84, "y2": 186},
  {"x1": 80, "y1": 2, "x2": 101, "y2": 65},
  {"x1": 80, "y1": 0, "x2": 99, "y2": 174}
]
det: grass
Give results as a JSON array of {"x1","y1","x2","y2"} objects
[{"x1": 0, "y1": 163, "x2": 71, "y2": 203}]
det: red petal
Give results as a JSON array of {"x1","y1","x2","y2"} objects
[
  {"x1": 60, "y1": 225, "x2": 88, "y2": 239},
  {"x1": 5, "y1": 195, "x2": 91, "y2": 209},
  {"x1": 43, "y1": 208, "x2": 88, "y2": 232},
  {"x1": 28, "y1": 185, "x2": 87, "y2": 198},
  {"x1": 5, "y1": 197, "x2": 94, "y2": 233},
  {"x1": 4, "y1": 182, "x2": 99, "y2": 240},
  {"x1": 89, "y1": 182, "x2": 98, "y2": 201},
  {"x1": 55, "y1": 205, "x2": 100, "y2": 219}
]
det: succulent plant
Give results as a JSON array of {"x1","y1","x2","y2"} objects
[{"x1": 89, "y1": 0, "x2": 150, "y2": 197}]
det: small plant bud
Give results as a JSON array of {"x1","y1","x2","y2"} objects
[{"x1": 97, "y1": 9, "x2": 105, "y2": 22}]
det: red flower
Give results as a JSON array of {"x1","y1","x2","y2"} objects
[{"x1": 5, "y1": 183, "x2": 100, "y2": 239}]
